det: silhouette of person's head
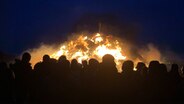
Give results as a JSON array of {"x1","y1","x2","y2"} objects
[
  {"x1": 22, "y1": 52, "x2": 31, "y2": 63},
  {"x1": 88, "y1": 58, "x2": 99, "y2": 72},
  {"x1": 71, "y1": 59, "x2": 82, "y2": 71},
  {"x1": 71, "y1": 59, "x2": 78, "y2": 67},
  {"x1": 148, "y1": 60, "x2": 160, "y2": 75},
  {"x1": 160, "y1": 63, "x2": 167, "y2": 74},
  {"x1": 136, "y1": 62, "x2": 146, "y2": 73},
  {"x1": 101, "y1": 54, "x2": 117, "y2": 73},
  {"x1": 43, "y1": 54, "x2": 50, "y2": 63},
  {"x1": 169, "y1": 64, "x2": 182, "y2": 84},
  {"x1": 170, "y1": 64, "x2": 179, "y2": 76},
  {"x1": 122, "y1": 60, "x2": 134, "y2": 74},
  {"x1": 102, "y1": 54, "x2": 115, "y2": 65},
  {"x1": 58, "y1": 55, "x2": 67, "y2": 63},
  {"x1": 171, "y1": 64, "x2": 178, "y2": 71},
  {"x1": 89, "y1": 58, "x2": 99, "y2": 67}
]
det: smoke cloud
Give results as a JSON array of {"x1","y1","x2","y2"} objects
[{"x1": 27, "y1": 44, "x2": 59, "y2": 67}]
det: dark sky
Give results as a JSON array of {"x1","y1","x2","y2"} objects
[{"x1": 1, "y1": 0, "x2": 184, "y2": 55}]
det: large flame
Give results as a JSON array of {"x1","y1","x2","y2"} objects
[
  {"x1": 29, "y1": 32, "x2": 165, "y2": 72},
  {"x1": 50, "y1": 33, "x2": 127, "y2": 71}
]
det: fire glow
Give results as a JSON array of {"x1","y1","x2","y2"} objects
[
  {"x1": 50, "y1": 33, "x2": 127, "y2": 71},
  {"x1": 29, "y1": 32, "x2": 164, "y2": 72}
]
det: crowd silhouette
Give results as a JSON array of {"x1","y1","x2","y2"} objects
[{"x1": 0, "y1": 52, "x2": 184, "y2": 104}]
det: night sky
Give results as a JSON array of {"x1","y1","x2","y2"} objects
[{"x1": 1, "y1": 0, "x2": 184, "y2": 56}]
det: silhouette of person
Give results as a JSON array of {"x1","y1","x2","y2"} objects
[
  {"x1": 0, "y1": 62, "x2": 14, "y2": 103},
  {"x1": 122, "y1": 60, "x2": 134, "y2": 75},
  {"x1": 82, "y1": 58, "x2": 99, "y2": 103},
  {"x1": 121, "y1": 60, "x2": 139, "y2": 102},
  {"x1": 5, "y1": 51, "x2": 184, "y2": 103},
  {"x1": 30, "y1": 59, "x2": 51, "y2": 103},
  {"x1": 88, "y1": 58, "x2": 99, "y2": 77},
  {"x1": 147, "y1": 61, "x2": 160, "y2": 100},
  {"x1": 11, "y1": 52, "x2": 32, "y2": 104},
  {"x1": 148, "y1": 60, "x2": 160, "y2": 78},
  {"x1": 98, "y1": 54, "x2": 119, "y2": 103},
  {"x1": 82, "y1": 60, "x2": 88, "y2": 70},
  {"x1": 57, "y1": 55, "x2": 70, "y2": 79},
  {"x1": 53, "y1": 55, "x2": 71, "y2": 103},
  {"x1": 70, "y1": 59, "x2": 82, "y2": 103},
  {"x1": 158, "y1": 63, "x2": 170, "y2": 100},
  {"x1": 100, "y1": 54, "x2": 117, "y2": 75},
  {"x1": 136, "y1": 62, "x2": 146, "y2": 76},
  {"x1": 168, "y1": 64, "x2": 182, "y2": 102},
  {"x1": 169, "y1": 64, "x2": 181, "y2": 84}
]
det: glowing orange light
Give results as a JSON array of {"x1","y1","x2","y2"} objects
[{"x1": 51, "y1": 33, "x2": 127, "y2": 71}]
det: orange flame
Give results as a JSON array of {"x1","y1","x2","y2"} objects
[{"x1": 51, "y1": 33, "x2": 127, "y2": 71}]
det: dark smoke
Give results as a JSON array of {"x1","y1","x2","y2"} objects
[{"x1": 70, "y1": 13, "x2": 140, "y2": 42}]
